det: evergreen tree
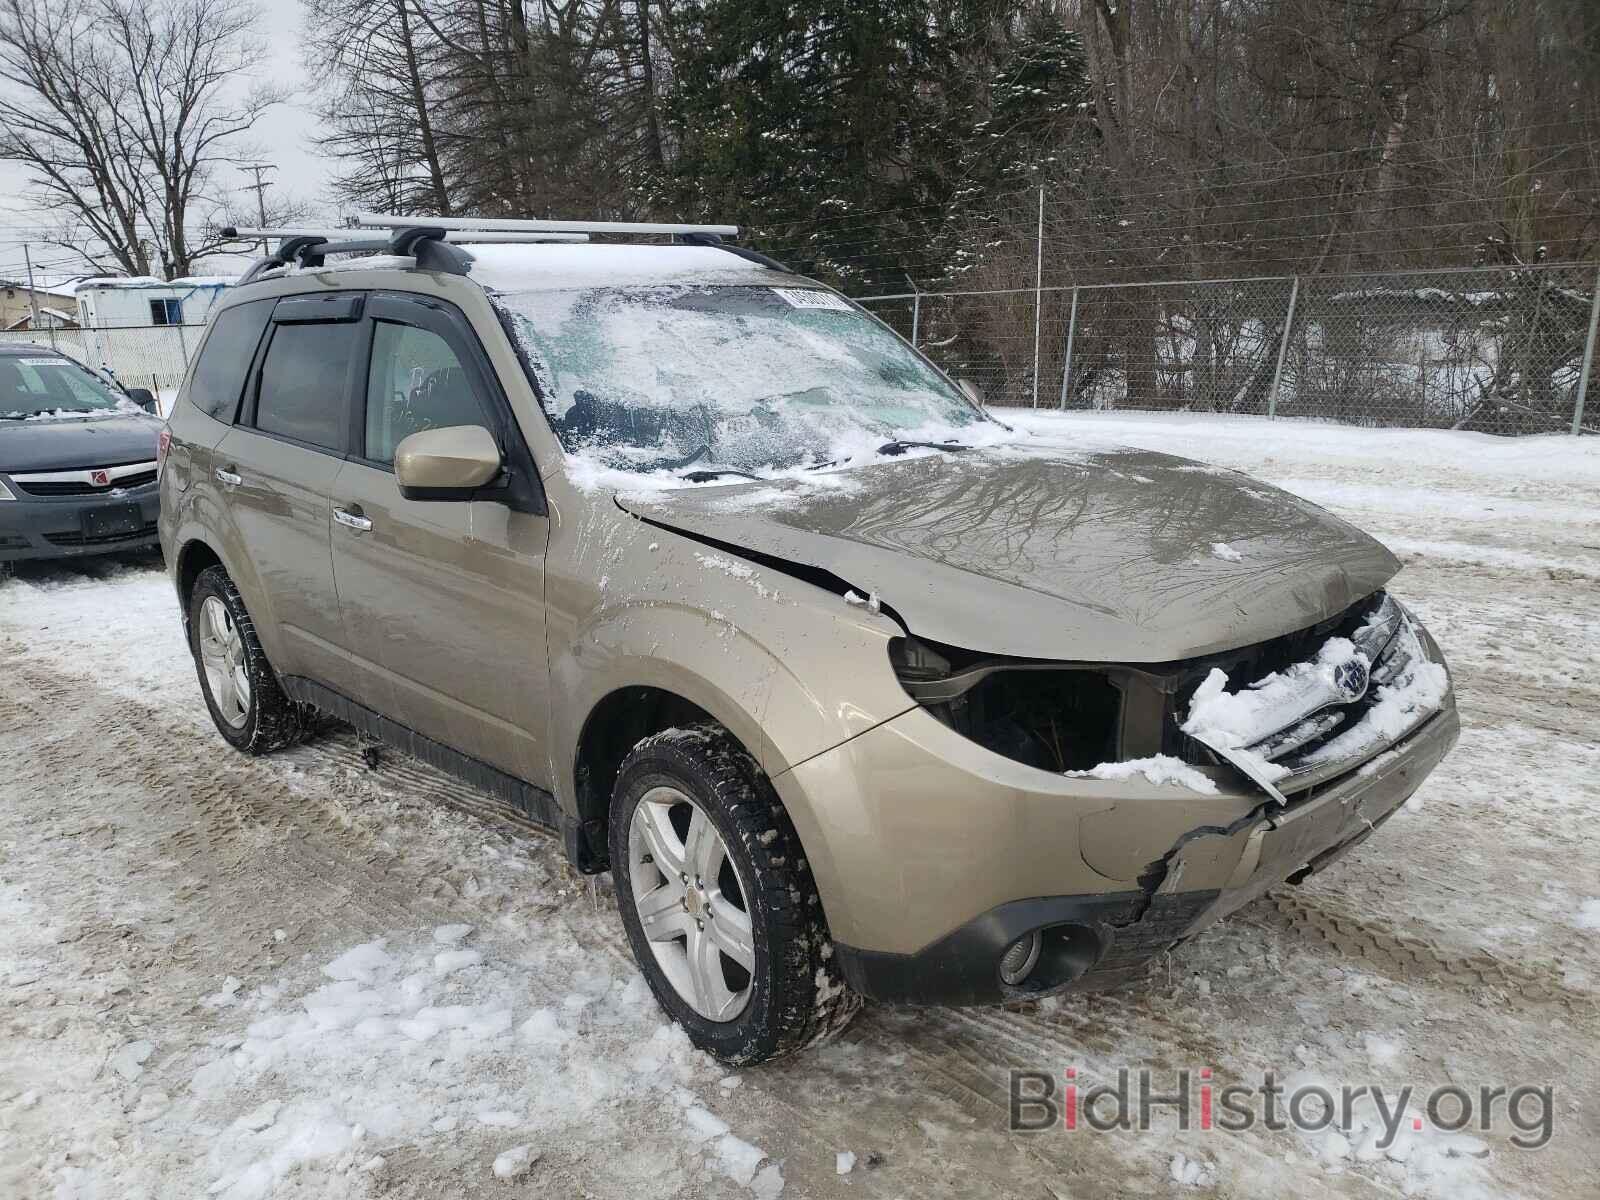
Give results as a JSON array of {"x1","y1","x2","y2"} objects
[{"x1": 656, "y1": 2, "x2": 1091, "y2": 294}]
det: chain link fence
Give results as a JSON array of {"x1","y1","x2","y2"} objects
[
  {"x1": 862, "y1": 263, "x2": 1600, "y2": 435},
  {"x1": 3, "y1": 264, "x2": 1596, "y2": 434},
  {"x1": 0, "y1": 323, "x2": 201, "y2": 396}
]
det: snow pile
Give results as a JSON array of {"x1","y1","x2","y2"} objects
[
  {"x1": 179, "y1": 929, "x2": 782, "y2": 1200},
  {"x1": 1064, "y1": 755, "x2": 1219, "y2": 794},
  {"x1": 1168, "y1": 1152, "x2": 1215, "y2": 1188},
  {"x1": 1277, "y1": 1070, "x2": 1495, "y2": 1197},
  {"x1": 1209, "y1": 541, "x2": 1244, "y2": 563}
]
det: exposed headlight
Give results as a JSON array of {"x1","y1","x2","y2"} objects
[
  {"x1": 889, "y1": 637, "x2": 1125, "y2": 772},
  {"x1": 0, "y1": 478, "x2": 14, "y2": 501}
]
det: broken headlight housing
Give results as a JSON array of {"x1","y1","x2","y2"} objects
[{"x1": 889, "y1": 637, "x2": 1128, "y2": 773}]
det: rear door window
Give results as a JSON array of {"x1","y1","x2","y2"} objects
[
  {"x1": 253, "y1": 322, "x2": 359, "y2": 452},
  {"x1": 189, "y1": 300, "x2": 274, "y2": 421}
]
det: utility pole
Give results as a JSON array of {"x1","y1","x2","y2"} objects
[
  {"x1": 21, "y1": 243, "x2": 55, "y2": 350},
  {"x1": 241, "y1": 164, "x2": 276, "y2": 252}
]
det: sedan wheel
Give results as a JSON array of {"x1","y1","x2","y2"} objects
[
  {"x1": 627, "y1": 785, "x2": 755, "y2": 1022},
  {"x1": 197, "y1": 594, "x2": 251, "y2": 729}
]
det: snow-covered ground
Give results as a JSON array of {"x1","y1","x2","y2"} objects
[{"x1": 1, "y1": 411, "x2": 1596, "y2": 1199}]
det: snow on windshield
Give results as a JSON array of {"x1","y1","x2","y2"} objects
[{"x1": 494, "y1": 283, "x2": 996, "y2": 479}]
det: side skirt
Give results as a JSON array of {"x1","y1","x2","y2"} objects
[{"x1": 280, "y1": 675, "x2": 566, "y2": 835}]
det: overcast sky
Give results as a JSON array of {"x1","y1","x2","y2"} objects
[{"x1": 0, "y1": 0, "x2": 328, "y2": 286}]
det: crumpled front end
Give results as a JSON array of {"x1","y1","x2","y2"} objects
[{"x1": 771, "y1": 590, "x2": 1458, "y2": 1007}]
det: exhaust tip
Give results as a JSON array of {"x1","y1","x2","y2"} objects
[{"x1": 999, "y1": 931, "x2": 1043, "y2": 986}]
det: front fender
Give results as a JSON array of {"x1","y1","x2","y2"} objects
[{"x1": 544, "y1": 495, "x2": 915, "y2": 815}]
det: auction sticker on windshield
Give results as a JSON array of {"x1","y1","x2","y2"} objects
[{"x1": 772, "y1": 287, "x2": 854, "y2": 312}]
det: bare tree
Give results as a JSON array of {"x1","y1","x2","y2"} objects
[{"x1": 0, "y1": 0, "x2": 286, "y2": 278}]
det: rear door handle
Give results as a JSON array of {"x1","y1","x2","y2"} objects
[
  {"x1": 334, "y1": 507, "x2": 373, "y2": 533},
  {"x1": 214, "y1": 468, "x2": 241, "y2": 487}
]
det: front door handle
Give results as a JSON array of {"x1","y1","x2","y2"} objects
[
  {"x1": 215, "y1": 467, "x2": 241, "y2": 487},
  {"x1": 334, "y1": 507, "x2": 373, "y2": 533}
]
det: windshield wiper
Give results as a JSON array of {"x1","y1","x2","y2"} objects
[
  {"x1": 678, "y1": 466, "x2": 764, "y2": 483},
  {"x1": 876, "y1": 439, "x2": 974, "y2": 456}
]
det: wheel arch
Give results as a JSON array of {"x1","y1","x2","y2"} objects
[
  {"x1": 174, "y1": 537, "x2": 224, "y2": 632},
  {"x1": 170, "y1": 529, "x2": 287, "y2": 671},
  {"x1": 569, "y1": 685, "x2": 726, "y2": 873}
]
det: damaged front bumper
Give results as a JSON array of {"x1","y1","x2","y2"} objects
[{"x1": 782, "y1": 688, "x2": 1458, "y2": 1007}]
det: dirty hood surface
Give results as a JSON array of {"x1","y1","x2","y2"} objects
[
  {"x1": 616, "y1": 440, "x2": 1401, "y2": 663},
  {"x1": 0, "y1": 412, "x2": 162, "y2": 474}
]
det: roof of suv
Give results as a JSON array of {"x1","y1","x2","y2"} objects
[
  {"x1": 462, "y1": 244, "x2": 776, "y2": 292},
  {"x1": 246, "y1": 242, "x2": 801, "y2": 298}
]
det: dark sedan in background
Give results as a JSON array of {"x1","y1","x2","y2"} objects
[{"x1": 0, "y1": 344, "x2": 163, "y2": 564}]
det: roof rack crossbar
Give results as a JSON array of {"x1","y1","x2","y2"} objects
[
  {"x1": 225, "y1": 226, "x2": 589, "y2": 245},
  {"x1": 355, "y1": 212, "x2": 739, "y2": 237}
]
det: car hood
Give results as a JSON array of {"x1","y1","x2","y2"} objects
[
  {"x1": 614, "y1": 439, "x2": 1401, "y2": 662},
  {"x1": 0, "y1": 412, "x2": 162, "y2": 474}
]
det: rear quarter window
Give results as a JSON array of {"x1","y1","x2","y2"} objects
[{"x1": 188, "y1": 300, "x2": 274, "y2": 421}]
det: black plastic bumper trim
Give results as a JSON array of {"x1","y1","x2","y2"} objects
[{"x1": 833, "y1": 890, "x2": 1220, "y2": 1007}]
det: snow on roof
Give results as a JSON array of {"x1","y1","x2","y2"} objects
[
  {"x1": 461, "y1": 243, "x2": 770, "y2": 292},
  {"x1": 75, "y1": 274, "x2": 236, "y2": 291}
]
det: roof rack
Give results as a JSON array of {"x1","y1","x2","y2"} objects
[
  {"x1": 225, "y1": 212, "x2": 791, "y2": 287},
  {"x1": 354, "y1": 212, "x2": 738, "y2": 237},
  {"x1": 228, "y1": 225, "x2": 483, "y2": 284},
  {"x1": 226, "y1": 226, "x2": 589, "y2": 245}
]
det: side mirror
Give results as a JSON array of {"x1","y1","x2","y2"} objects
[
  {"x1": 957, "y1": 378, "x2": 984, "y2": 406},
  {"x1": 394, "y1": 425, "x2": 504, "y2": 500},
  {"x1": 126, "y1": 387, "x2": 158, "y2": 414}
]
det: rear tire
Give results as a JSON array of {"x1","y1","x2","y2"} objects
[
  {"x1": 188, "y1": 565, "x2": 306, "y2": 754},
  {"x1": 609, "y1": 724, "x2": 860, "y2": 1064}
]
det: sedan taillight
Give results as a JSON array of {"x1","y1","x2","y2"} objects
[{"x1": 156, "y1": 428, "x2": 171, "y2": 476}]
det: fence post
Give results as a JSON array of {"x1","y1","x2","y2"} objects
[
  {"x1": 1031, "y1": 185, "x2": 1044, "y2": 407},
  {"x1": 1267, "y1": 275, "x2": 1300, "y2": 420},
  {"x1": 1057, "y1": 285, "x2": 1079, "y2": 410},
  {"x1": 1573, "y1": 263, "x2": 1600, "y2": 435}
]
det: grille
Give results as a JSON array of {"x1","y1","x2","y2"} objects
[
  {"x1": 14, "y1": 470, "x2": 158, "y2": 497},
  {"x1": 44, "y1": 521, "x2": 158, "y2": 547},
  {"x1": 1167, "y1": 591, "x2": 1427, "y2": 792}
]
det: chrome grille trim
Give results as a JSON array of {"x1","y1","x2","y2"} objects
[{"x1": 10, "y1": 459, "x2": 158, "y2": 485}]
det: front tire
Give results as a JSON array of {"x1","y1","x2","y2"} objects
[
  {"x1": 188, "y1": 565, "x2": 306, "y2": 754},
  {"x1": 609, "y1": 725, "x2": 860, "y2": 1064}
]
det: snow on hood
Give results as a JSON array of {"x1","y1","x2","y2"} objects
[{"x1": 613, "y1": 440, "x2": 1401, "y2": 662}]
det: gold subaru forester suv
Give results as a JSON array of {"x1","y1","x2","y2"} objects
[{"x1": 159, "y1": 221, "x2": 1458, "y2": 1064}]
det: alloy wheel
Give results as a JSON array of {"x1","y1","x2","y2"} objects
[
  {"x1": 627, "y1": 785, "x2": 756, "y2": 1021},
  {"x1": 198, "y1": 595, "x2": 251, "y2": 729}
]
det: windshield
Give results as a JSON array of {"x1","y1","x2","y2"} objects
[
  {"x1": 498, "y1": 284, "x2": 990, "y2": 476},
  {"x1": 0, "y1": 354, "x2": 130, "y2": 420}
]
